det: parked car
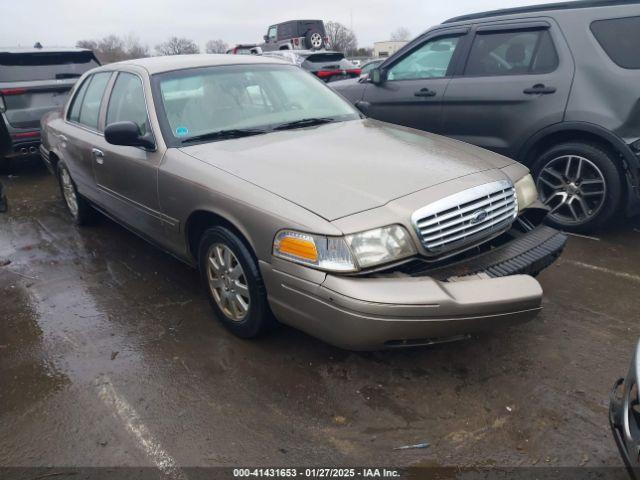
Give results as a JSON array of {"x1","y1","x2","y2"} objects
[
  {"x1": 610, "y1": 340, "x2": 640, "y2": 479},
  {"x1": 0, "y1": 181, "x2": 6, "y2": 212},
  {"x1": 0, "y1": 47, "x2": 100, "y2": 172},
  {"x1": 262, "y1": 50, "x2": 361, "y2": 82},
  {"x1": 226, "y1": 44, "x2": 261, "y2": 55},
  {"x1": 261, "y1": 20, "x2": 328, "y2": 51},
  {"x1": 332, "y1": 0, "x2": 640, "y2": 232},
  {"x1": 40, "y1": 54, "x2": 566, "y2": 350}
]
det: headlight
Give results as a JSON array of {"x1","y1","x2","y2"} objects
[
  {"x1": 273, "y1": 225, "x2": 416, "y2": 272},
  {"x1": 345, "y1": 225, "x2": 416, "y2": 269},
  {"x1": 515, "y1": 174, "x2": 538, "y2": 212}
]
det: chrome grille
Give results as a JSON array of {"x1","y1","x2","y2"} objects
[{"x1": 411, "y1": 180, "x2": 518, "y2": 255}]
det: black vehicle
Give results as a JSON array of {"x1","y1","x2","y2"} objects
[
  {"x1": 610, "y1": 340, "x2": 640, "y2": 480},
  {"x1": 332, "y1": 0, "x2": 640, "y2": 232},
  {"x1": 0, "y1": 181, "x2": 6, "y2": 212},
  {"x1": 0, "y1": 47, "x2": 100, "y2": 172},
  {"x1": 262, "y1": 50, "x2": 360, "y2": 82},
  {"x1": 261, "y1": 20, "x2": 328, "y2": 52}
]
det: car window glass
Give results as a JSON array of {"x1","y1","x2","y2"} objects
[
  {"x1": 387, "y1": 36, "x2": 461, "y2": 81},
  {"x1": 77, "y1": 72, "x2": 111, "y2": 130},
  {"x1": 268, "y1": 26, "x2": 277, "y2": 40},
  {"x1": 465, "y1": 29, "x2": 558, "y2": 76},
  {"x1": 156, "y1": 64, "x2": 358, "y2": 142},
  {"x1": 591, "y1": 16, "x2": 640, "y2": 69},
  {"x1": 106, "y1": 72, "x2": 149, "y2": 136},
  {"x1": 67, "y1": 76, "x2": 91, "y2": 123}
]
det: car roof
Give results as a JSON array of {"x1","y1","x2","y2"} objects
[
  {"x1": 0, "y1": 47, "x2": 93, "y2": 54},
  {"x1": 97, "y1": 54, "x2": 289, "y2": 75},
  {"x1": 444, "y1": 0, "x2": 640, "y2": 23}
]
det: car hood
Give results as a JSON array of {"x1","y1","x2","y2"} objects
[{"x1": 179, "y1": 118, "x2": 516, "y2": 221}]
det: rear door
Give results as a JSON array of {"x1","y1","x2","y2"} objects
[
  {"x1": 359, "y1": 28, "x2": 469, "y2": 133},
  {"x1": 440, "y1": 20, "x2": 574, "y2": 159},
  {"x1": 92, "y1": 70, "x2": 164, "y2": 237},
  {"x1": 0, "y1": 51, "x2": 99, "y2": 131},
  {"x1": 57, "y1": 71, "x2": 112, "y2": 199}
]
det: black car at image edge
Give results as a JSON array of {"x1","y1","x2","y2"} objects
[{"x1": 332, "y1": 0, "x2": 640, "y2": 232}]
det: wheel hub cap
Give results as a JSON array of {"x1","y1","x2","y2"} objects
[
  {"x1": 206, "y1": 243, "x2": 250, "y2": 322},
  {"x1": 536, "y1": 155, "x2": 606, "y2": 226}
]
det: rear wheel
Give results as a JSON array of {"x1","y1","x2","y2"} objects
[
  {"x1": 533, "y1": 142, "x2": 622, "y2": 232},
  {"x1": 198, "y1": 226, "x2": 276, "y2": 338},
  {"x1": 57, "y1": 161, "x2": 94, "y2": 225}
]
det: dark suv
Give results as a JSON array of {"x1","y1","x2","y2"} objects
[
  {"x1": 262, "y1": 20, "x2": 328, "y2": 52},
  {"x1": 0, "y1": 47, "x2": 99, "y2": 171},
  {"x1": 332, "y1": 0, "x2": 640, "y2": 231}
]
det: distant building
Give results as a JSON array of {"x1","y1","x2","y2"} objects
[{"x1": 373, "y1": 40, "x2": 408, "y2": 58}]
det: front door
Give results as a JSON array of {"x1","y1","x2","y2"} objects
[
  {"x1": 439, "y1": 20, "x2": 574, "y2": 159},
  {"x1": 93, "y1": 71, "x2": 163, "y2": 238},
  {"x1": 361, "y1": 29, "x2": 468, "y2": 134}
]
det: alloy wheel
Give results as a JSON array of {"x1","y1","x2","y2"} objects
[
  {"x1": 60, "y1": 168, "x2": 79, "y2": 218},
  {"x1": 206, "y1": 243, "x2": 250, "y2": 322},
  {"x1": 536, "y1": 155, "x2": 607, "y2": 226}
]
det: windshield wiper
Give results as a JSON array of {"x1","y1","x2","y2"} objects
[
  {"x1": 181, "y1": 128, "x2": 267, "y2": 144},
  {"x1": 273, "y1": 117, "x2": 336, "y2": 131}
]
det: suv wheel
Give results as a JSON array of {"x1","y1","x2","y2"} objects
[
  {"x1": 57, "y1": 161, "x2": 94, "y2": 225},
  {"x1": 198, "y1": 226, "x2": 276, "y2": 339},
  {"x1": 533, "y1": 142, "x2": 622, "y2": 232},
  {"x1": 305, "y1": 31, "x2": 324, "y2": 50}
]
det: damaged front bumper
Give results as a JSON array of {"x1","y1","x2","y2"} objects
[
  {"x1": 261, "y1": 224, "x2": 566, "y2": 350},
  {"x1": 610, "y1": 341, "x2": 640, "y2": 480}
]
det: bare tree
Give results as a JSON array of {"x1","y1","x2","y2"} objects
[
  {"x1": 205, "y1": 39, "x2": 228, "y2": 54},
  {"x1": 76, "y1": 39, "x2": 98, "y2": 51},
  {"x1": 325, "y1": 21, "x2": 357, "y2": 54},
  {"x1": 124, "y1": 34, "x2": 150, "y2": 59},
  {"x1": 390, "y1": 27, "x2": 411, "y2": 42},
  {"x1": 155, "y1": 37, "x2": 200, "y2": 56}
]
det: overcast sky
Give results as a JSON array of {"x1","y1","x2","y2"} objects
[{"x1": 2, "y1": 0, "x2": 561, "y2": 51}]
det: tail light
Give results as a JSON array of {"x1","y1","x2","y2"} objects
[
  {"x1": 10, "y1": 131, "x2": 40, "y2": 139},
  {"x1": 293, "y1": 38, "x2": 299, "y2": 46},
  {"x1": 0, "y1": 88, "x2": 27, "y2": 96}
]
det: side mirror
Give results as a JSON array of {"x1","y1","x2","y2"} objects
[
  {"x1": 370, "y1": 68, "x2": 386, "y2": 85},
  {"x1": 104, "y1": 121, "x2": 154, "y2": 150},
  {"x1": 263, "y1": 35, "x2": 269, "y2": 42}
]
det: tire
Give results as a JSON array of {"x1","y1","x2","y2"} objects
[
  {"x1": 305, "y1": 30, "x2": 324, "y2": 50},
  {"x1": 532, "y1": 142, "x2": 622, "y2": 232},
  {"x1": 198, "y1": 226, "x2": 276, "y2": 339},
  {"x1": 56, "y1": 161, "x2": 94, "y2": 225},
  {"x1": 0, "y1": 155, "x2": 10, "y2": 174}
]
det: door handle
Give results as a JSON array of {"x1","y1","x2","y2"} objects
[
  {"x1": 414, "y1": 88, "x2": 437, "y2": 98},
  {"x1": 523, "y1": 84, "x2": 557, "y2": 95},
  {"x1": 92, "y1": 148, "x2": 104, "y2": 165}
]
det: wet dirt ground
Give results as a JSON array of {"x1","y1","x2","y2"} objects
[{"x1": 1, "y1": 158, "x2": 639, "y2": 471}]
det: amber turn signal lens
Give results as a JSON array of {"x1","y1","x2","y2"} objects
[{"x1": 276, "y1": 236, "x2": 318, "y2": 262}]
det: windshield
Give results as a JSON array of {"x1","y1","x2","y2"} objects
[
  {"x1": 0, "y1": 52, "x2": 99, "y2": 82},
  {"x1": 153, "y1": 64, "x2": 360, "y2": 145}
]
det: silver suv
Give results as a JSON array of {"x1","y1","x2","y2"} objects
[{"x1": 0, "y1": 47, "x2": 99, "y2": 171}]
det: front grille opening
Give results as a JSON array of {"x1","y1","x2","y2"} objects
[{"x1": 413, "y1": 181, "x2": 518, "y2": 256}]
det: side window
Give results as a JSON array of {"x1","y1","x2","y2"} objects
[
  {"x1": 77, "y1": 72, "x2": 111, "y2": 130},
  {"x1": 268, "y1": 26, "x2": 277, "y2": 41},
  {"x1": 106, "y1": 72, "x2": 150, "y2": 136},
  {"x1": 464, "y1": 29, "x2": 558, "y2": 76},
  {"x1": 387, "y1": 35, "x2": 462, "y2": 81},
  {"x1": 591, "y1": 16, "x2": 640, "y2": 69},
  {"x1": 67, "y1": 76, "x2": 91, "y2": 123}
]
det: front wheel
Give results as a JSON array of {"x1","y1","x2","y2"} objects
[
  {"x1": 198, "y1": 226, "x2": 276, "y2": 339},
  {"x1": 533, "y1": 142, "x2": 622, "y2": 232}
]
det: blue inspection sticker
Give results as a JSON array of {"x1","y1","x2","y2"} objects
[{"x1": 175, "y1": 126, "x2": 189, "y2": 137}]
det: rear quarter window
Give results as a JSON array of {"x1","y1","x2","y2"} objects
[{"x1": 591, "y1": 16, "x2": 640, "y2": 69}]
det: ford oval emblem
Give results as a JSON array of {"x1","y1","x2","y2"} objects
[{"x1": 471, "y1": 209, "x2": 489, "y2": 224}]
